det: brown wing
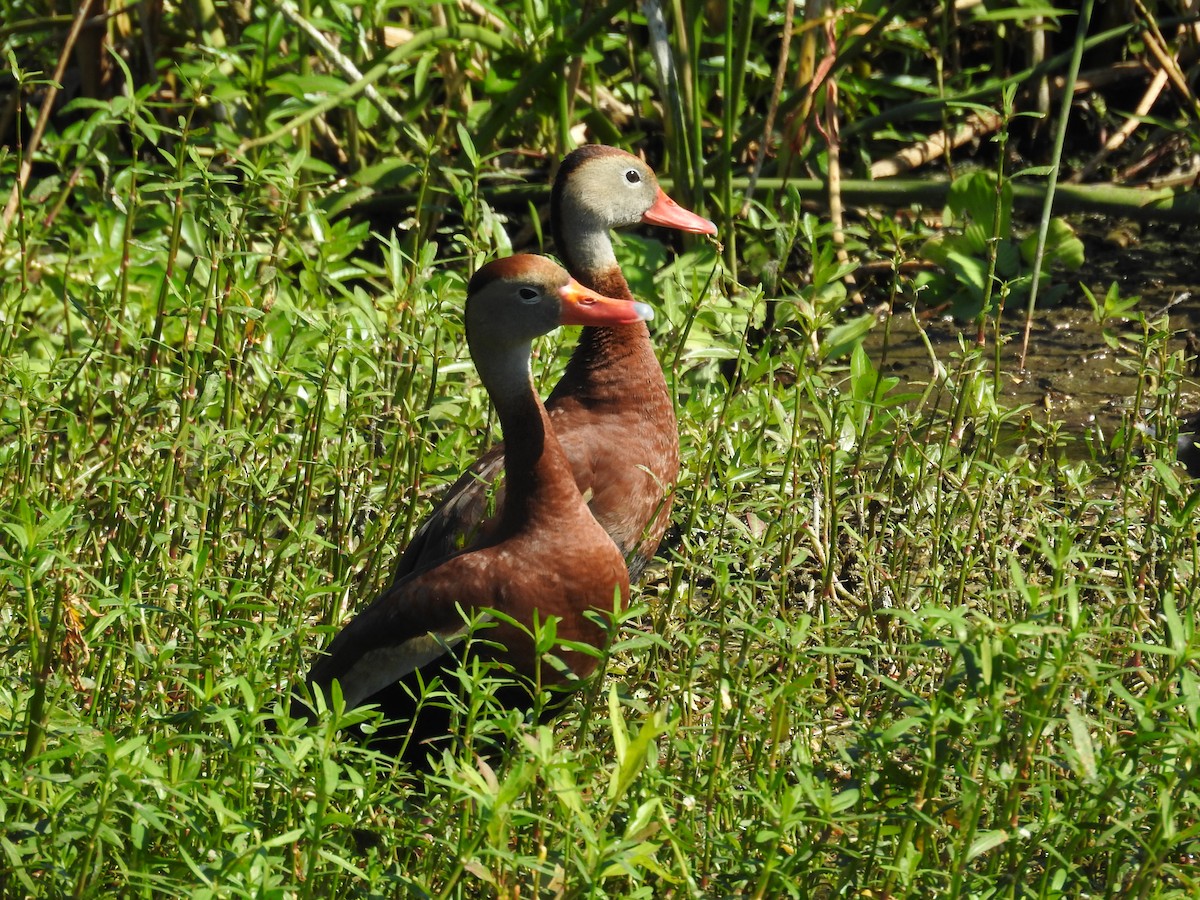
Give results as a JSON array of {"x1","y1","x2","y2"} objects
[{"x1": 392, "y1": 408, "x2": 673, "y2": 583}]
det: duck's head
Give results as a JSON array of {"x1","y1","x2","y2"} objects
[
  {"x1": 551, "y1": 145, "x2": 717, "y2": 237},
  {"x1": 466, "y1": 254, "x2": 653, "y2": 353}
]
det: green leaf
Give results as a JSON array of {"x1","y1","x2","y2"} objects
[
  {"x1": 1065, "y1": 706, "x2": 1097, "y2": 780},
  {"x1": 822, "y1": 312, "x2": 875, "y2": 360},
  {"x1": 608, "y1": 683, "x2": 628, "y2": 768},
  {"x1": 1011, "y1": 165, "x2": 1056, "y2": 179},
  {"x1": 967, "y1": 829, "x2": 1009, "y2": 861},
  {"x1": 457, "y1": 123, "x2": 479, "y2": 169},
  {"x1": 608, "y1": 700, "x2": 668, "y2": 803},
  {"x1": 1020, "y1": 218, "x2": 1084, "y2": 272},
  {"x1": 947, "y1": 171, "x2": 1012, "y2": 234},
  {"x1": 355, "y1": 95, "x2": 378, "y2": 129}
]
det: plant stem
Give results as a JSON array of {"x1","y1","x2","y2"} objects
[{"x1": 1018, "y1": 0, "x2": 1095, "y2": 368}]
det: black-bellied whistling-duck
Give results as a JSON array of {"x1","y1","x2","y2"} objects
[
  {"x1": 394, "y1": 146, "x2": 717, "y2": 583},
  {"x1": 1177, "y1": 410, "x2": 1200, "y2": 476},
  {"x1": 302, "y1": 255, "x2": 652, "y2": 765}
]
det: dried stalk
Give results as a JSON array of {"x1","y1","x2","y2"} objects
[
  {"x1": 870, "y1": 61, "x2": 1148, "y2": 179},
  {"x1": 457, "y1": 0, "x2": 507, "y2": 33},
  {"x1": 818, "y1": 6, "x2": 859, "y2": 303},
  {"x1": 740, "y1": 0, "x2": 795, "y2": 215},
  {"x1": 779, "y1": 1, "x2": 829, "y2": 181},
  {"x1": 871, "y1": 110, "x2": 1002, "y2": 179},
  {"x1": 1131, "y1": 0, "x2": 1200, "y2": 121},
  {"x1": 1071, "y1": 66, "x2": 1169, "y2": 183},
  {"x1": 1, "y1": 0, "x2": 98, "y2": 240},
  {"x1": 274, "y1": 0, "x2": 425, "y2": 153}
]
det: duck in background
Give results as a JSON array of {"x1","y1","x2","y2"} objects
[
  {"x1": 1176, "y1": 409, "x2": 1200, "y2": 476},
  {"x1": 393, "y1": 146, "x2": 717, "y2": 584},
  {"x1": 301, "y1": 255, "x2": 653, "y2": 766}
]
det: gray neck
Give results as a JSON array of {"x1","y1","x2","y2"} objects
[
  {"x1": 473, "y1": 338, "x2": 558, "y2": 531},
  {"x1": 474, "y1": 342, "x2": 535, "y2": 421},
  {"x1": 555, "y1": 203, "x2": 618, "y2": 277}
]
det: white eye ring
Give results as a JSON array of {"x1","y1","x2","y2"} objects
[
  {"x1": 518, "y1": 287, "x2": 540, "y2": 303},
  {"x1": 624, "y1": 168, "x2": 642, "y2": 185}
]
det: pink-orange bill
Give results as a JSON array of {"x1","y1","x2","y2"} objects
[
  {"x1": 641, "y1": 188, "x2": 718, "y2": 235},
  {"x1": 558, "y1": 279, "x2": 654, "y2": 327}
]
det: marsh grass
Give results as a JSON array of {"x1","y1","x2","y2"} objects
[
  {"x1": 4, "y1": 1, "x2": 1200, "y2": 897},
  {"x1": 4, "y1": 153, "x2": 1199, "y2": 893}
]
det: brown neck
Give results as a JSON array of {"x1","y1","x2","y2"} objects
[
  {"x1": 549, "y1": 316, "x2": 663, "y2": 405},
  {"x1": 494, "y1": 386, "x2": 577, "y2": 535},
  {"x1": 547, "y1": 248, "x2": 667, "y2": 409}
]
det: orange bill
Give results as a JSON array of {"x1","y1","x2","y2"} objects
[
  {"x1": 641, "y1": 188, "x2": 718, "y2": 235},
  {"x1": 558, "y1": 278, "x2": 654, "y2": 327}
]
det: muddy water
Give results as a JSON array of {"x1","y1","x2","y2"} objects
[{"x1": 862, "y1": 219, "x2": 1200, "y2": 436}]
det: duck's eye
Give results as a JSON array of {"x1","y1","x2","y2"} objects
[
  {"x1": 624, "y1": 169, "x2": 641, "y2": 184},
  {"x1": 518, "y1": 287, "x2": 540, "y2": 302}
]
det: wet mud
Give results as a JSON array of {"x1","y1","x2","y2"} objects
[{"x1": 862, "y1": 218, "x2": 1200, "y2": 436}]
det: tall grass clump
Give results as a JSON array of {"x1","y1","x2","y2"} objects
[{"x1": 3, "y1": 0, "x2": 1200, "y2": 895}]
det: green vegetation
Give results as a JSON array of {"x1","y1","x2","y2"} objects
[{"x1": 2, "y1": 0, "x2": 1199, "y2": 896}]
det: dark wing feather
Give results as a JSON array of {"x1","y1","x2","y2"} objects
[
  {"x1": 302, "y1": 550, "x2": 525, "y2": 767},
  {"x1": 390, "y1": 445, "x2": 507, "y2": 583},
  {"x1": 306, "y1": 559, "x2": 491, "y2": 711}
]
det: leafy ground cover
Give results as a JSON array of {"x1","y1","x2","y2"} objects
[{"x1": 3, "y1": 1, "x2": 1200, "y2": 896}]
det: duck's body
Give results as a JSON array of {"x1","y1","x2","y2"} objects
[
  {"x1": 393, "y1": 147, "x2": 715, "y2": 583},
  {"x1": 303, "y1": 255, "x2": 649, "y2": 765}
]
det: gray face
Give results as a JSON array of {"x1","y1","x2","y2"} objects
[
  {"x1": 560, "y1": 154, "x2": 660, "y2": 230},
  {"x1": 465, "y1": 258, "x2": 571, "y2": 357}
]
